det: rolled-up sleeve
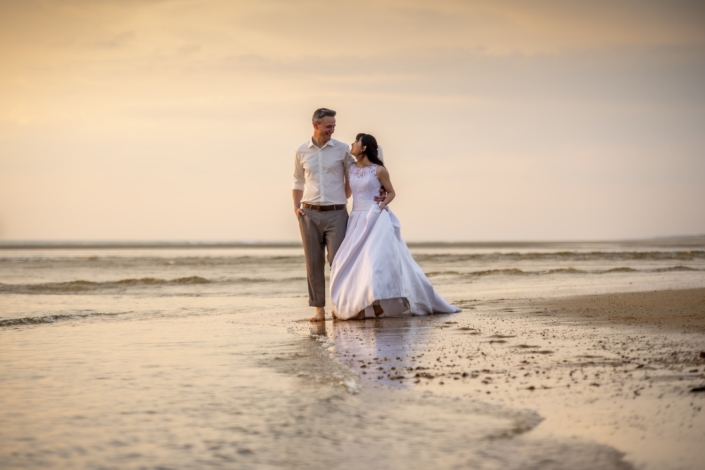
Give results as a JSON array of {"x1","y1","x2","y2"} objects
[
  {"x1": 292, "y1": 151, "x2": 305, "y2": 190},
  {"x1": 344, "y1": 151, "x2": 355, "y2": 167}
]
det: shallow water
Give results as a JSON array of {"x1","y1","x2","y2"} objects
[
  {"x1": 1, "y1": 243, "x2": 704, "y2": 325},
  {"x1": 1, "y1": 241, "x2": 703, "y2": 468}
]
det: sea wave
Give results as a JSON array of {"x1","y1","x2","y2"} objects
[
  {"x1": 0, "y1": 312, "x2": 125, "y2": 327},
  {"x1": 0, "y1": 255, "x2": 305, "y2": 266},
  {"x1": 0, "y1": 275, "x2": 307, "y2": 295},
  {"x1": 3, "y1": 251, "x2": 703, "y2": 268},
  {"x1": 545, "y1": 268, "x2": 586, "y2": 274},
  {"x1": 425, "y1": 266, "x2": 702, "y2": 278},
  {"x1": 0, "y1": 276, "x2": 209, "y2": 294},
  {"x1": 413, "y1": 250, "x2": 705, "y2": 263},
  {"x1": 426, "y1": 268, "x2": 586, "y2": 277},
  {"x1": 603, "y1": 267, "x2": 637, "y2": 273},
  {"x1": 217, "y1": 276, "x2": 306, "y2": 285},
  {"x1": 653, "y1": 265, "x2": 699, "y2": 272}
]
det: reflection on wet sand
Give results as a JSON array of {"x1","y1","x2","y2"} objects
[{"x1": 326, "y1": 316, "x2": 448, "y2": 388}]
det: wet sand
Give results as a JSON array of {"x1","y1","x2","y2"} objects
[
  {"x1": 1, "y1": 287, "x2": 702, "y2": 468},
  {"x1": 318, "y1": 288, "x2": 705, "y2": 470},
  {"x1": 539, "y1": 288, "x2": 705, "y2": 331}
]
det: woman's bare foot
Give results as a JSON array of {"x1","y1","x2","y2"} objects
[
  {"x1": 372, "y1": 301, "x2": 384, "y2": 317},
  {"x1": 351, "y1": 310, "x2": 366, "y2": 320},
  {"x1": 309, "y1": 307, "x2": 326, "y2": 322}
]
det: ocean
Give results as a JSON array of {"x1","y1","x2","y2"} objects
[{"x1": 1, "y1": 240, "x2": 704, "y2": 469}]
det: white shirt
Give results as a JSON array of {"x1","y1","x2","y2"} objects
[{"x1": 292, "y1": 138, "x2": 355, "y2": 205}]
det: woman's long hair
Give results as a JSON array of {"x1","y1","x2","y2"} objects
[{"x1": 356, "y1": 133, "x2": 384, "y2": 167}]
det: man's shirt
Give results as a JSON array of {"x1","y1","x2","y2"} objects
[{"x1": 292, "y1": 138, "x2": 355, "y2": 205}]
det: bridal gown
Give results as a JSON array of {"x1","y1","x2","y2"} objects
[{"x1": 330, "y1": 163, "x2": 461, "y2": 320}]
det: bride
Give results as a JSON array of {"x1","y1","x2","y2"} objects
[{"x1": 330, "y1": 133, "x2": 461, "y2": 320}]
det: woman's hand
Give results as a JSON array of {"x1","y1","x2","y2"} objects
[{"x1": 378, "y1": 202, "x2": 387, "y2": 211}]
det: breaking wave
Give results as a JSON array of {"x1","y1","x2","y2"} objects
[
  {"x1": 546, "y1": 268, "x2": 586, "y2": 274},
  {"x1": 0, "y1": 275, "x2": 307, "y2": 295},
  {"x1": 0, "y1": 312, "x2": 126, "y2": 328},
  {"x1": 653, "y1": 265, "x2": 698, "y2": 272},
  {"x1": 413, "y1": 250, "x2": 705, "y2": 263},
  {"x1": 0, "y1": 276, "x2": 209, "y2": 294},
  {"x1": 425, "y1": 266, "x2": 702, "y2": 278}
]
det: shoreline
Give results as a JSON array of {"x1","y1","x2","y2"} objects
[{"x1": 319, "y1": 288, "x2": 705, "y2": 470}]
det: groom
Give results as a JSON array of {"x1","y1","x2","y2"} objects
[{"x1": 292, "y1": 108, "x2": 383, "y2": 322}]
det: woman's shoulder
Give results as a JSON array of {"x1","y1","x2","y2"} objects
[{"x1": 375, "y1": 164, "x2": 389, "y2": 175}]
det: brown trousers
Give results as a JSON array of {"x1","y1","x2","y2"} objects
[{"x1": 297, "y1": 207, "x2": 348, "y2": 307}]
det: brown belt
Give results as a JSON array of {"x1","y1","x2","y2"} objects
[{"x1": 301, "y1": 203, "x2": 346, "y2": 211}]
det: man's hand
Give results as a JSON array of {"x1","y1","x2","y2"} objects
[
  {"x1": 292, "y1": 189, "x2": 305, "y2": 218},
  {"x1": 373, "y1": 187, "x2": 387, "y2": 203}
]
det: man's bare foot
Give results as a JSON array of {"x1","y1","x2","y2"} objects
[{"x1": 309, "y1": 307, "x2": 326, "y2": 322}]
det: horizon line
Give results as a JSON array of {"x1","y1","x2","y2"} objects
[{"x1": 0, "y1": 235, "x2": 703, "y2": 250}]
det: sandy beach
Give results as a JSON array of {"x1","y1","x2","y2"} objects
[
  {"x1": 1, "y1": 244, "x2": 704, "y2": 469},
  {"x1": 317, "y1": 288, "x2": 705, "y2": 470}
]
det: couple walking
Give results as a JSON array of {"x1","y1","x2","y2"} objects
[{"x1": 292, "y1": 108, "x2": 460, "y2": 322}]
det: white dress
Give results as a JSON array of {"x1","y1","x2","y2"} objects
[{"x1": 330, "y1": 163, "x2": 461, "y2": 320}]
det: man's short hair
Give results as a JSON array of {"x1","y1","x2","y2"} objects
[{"x1": 312, "y1": 108, "x2": 336, "y2": 123}]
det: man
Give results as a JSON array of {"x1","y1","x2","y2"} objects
[
  {"x1": 293, "y1": 109, "x2": 387, "y2": 322},
  {"x1": 292, "y1": 108, "x2": 354, "y2": 322}
]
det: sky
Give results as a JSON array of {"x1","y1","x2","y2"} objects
[{"x1": 1, "y1": 0, "x2": 704, "y2": 242}]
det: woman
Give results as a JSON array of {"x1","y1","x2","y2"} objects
[{"x1": 330, "y1": 134, "x2": 461, "y2": 320}]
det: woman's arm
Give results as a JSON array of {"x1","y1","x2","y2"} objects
[{"x1": 376, "y1": 166, "x2": 395, "y2": 211}]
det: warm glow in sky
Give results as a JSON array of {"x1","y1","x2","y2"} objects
[{"x1": 1, "y1": 0, "x2": 704, "y2": 241}]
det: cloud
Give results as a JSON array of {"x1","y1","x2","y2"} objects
[
  {"x1": 92, "y1": 31, "x2": 135, "y2": 49},
  {"x1": 3, "y1": 0, "x2": 705, "y2": 59},
  {"x1": 1, "y1": 0, "x2": 704, "y2": 240}
]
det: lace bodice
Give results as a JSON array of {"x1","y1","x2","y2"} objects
[{"x1": 349, "y1": 164, "x2": 381, "y2": 210}]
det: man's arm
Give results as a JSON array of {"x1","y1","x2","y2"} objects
[
  {"x1": 373, "y1": 186, "x2": 388, "y2": 203},
  {"x1": 293, "y1": 151, "x2": 305, "y2": 217},
  {"x1": 293, "y1": 189, "x2": 304, "y2": 217}
]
